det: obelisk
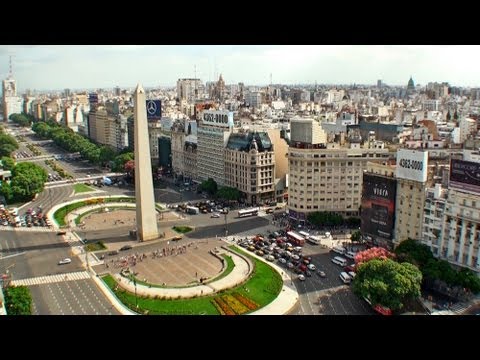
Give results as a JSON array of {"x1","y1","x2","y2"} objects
[{"x1": 134, "y1": 84, "x2": 159, "y2": 241}]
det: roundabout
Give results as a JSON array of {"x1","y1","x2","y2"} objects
[{"x1": 46, "y1": 196, "x2": 298, "y2": 315}]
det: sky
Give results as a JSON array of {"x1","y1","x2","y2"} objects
[{"x1": 0, "y1": 45, "x2": 479, "y2": 92}]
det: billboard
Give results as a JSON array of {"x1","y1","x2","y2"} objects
[
  {"x1": 146, "y1": 100, "x2": 162, "y2": 121},
  {"x1": 88, "y1": 93, "x2": 98, "y2": 105},
  {"x1": 361, "y1": 173, "x2": 397, "y2": 241},
  {"x1": 396, "y1": 148, "x2": 428, "y2": 182},
  {"x1": 201, "y1": 110, "x2": 234, "y2": 128},
  {"x1": 185, "y1": 120, "x2": 198, "y2": 136},
  {"x1": 449, "y1": 159, "x2": 480, "y2": 195}
]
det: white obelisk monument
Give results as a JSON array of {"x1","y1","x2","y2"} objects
[{"x1": 134, "y1": 84, "x2": 159, "y2": 241}]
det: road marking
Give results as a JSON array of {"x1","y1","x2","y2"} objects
[
  {"x1": 0, "y1": 251, "x2": 27, "y2": 260},
  {"x1": 11, "y1": 271, "x2": 90, "y2": 287}
]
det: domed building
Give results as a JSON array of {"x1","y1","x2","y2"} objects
[{"x1": 407, "y1": 76, "x2": 415, "y2": 93}]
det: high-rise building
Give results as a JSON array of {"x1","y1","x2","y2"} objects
[
  {"x1": 197, "y1": 110, "x2": 234, "y2": 186},
  {"x1": 288, "y1": 142, "x2": 390, "y2": 221},
  {"x1": 2, "y1": 78, "x2": 22, "y2": 121},
  {"x1": 393, "y1": 149, "x2": 428, "y2": 244},
  {"x1": 177, "y1": 78, "x2": 203, "y2": 103}
]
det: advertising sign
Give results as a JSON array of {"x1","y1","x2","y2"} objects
[
  {"x1": 449, "y1": 159, "x2": 480, "y2": 195},
  {"x1": 396, "y1": 148, "x2": 428, "y2": 182},
  {"x1": 146, "y1": 100, "x2": 162, "y2": 121},
  {"x1": 361, "y1": 173, "x2": 397, "y2": 240},
  {"x1": 88, "y1": 93, "x2": 98, "y2": 105},
  {"x1": 201, "y1": 110, "x2": 233, "y2": 127},
  {"x1": 185, "y1": 120, "x2": 198, "y2": 136}
]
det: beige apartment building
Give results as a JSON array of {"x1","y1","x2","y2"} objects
[
  {"x1": 393, "y1": 149, "x2": 429, "y2": 244},
  {"x1": 225, "y1": 131, "x2": 275, "y2": 205},
  {"x1": 288, "y1": 143, "x2": 391, "y2": 220}
]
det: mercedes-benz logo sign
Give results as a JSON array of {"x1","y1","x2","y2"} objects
[{"x1": 147, "y1": 100, "x2": 157, "y2": 115}]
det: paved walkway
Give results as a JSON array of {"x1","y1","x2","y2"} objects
[{"x1": 114, "y1": 246, "x2": 253, "y2": 298}]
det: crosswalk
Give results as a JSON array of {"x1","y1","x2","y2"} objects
[
  {"x1": 11, "y1": 271, "x2": 91, "y2": 287},
  {"x1": 449, "y1": 302, "x2": 470, "y2": 314},
  {"x1": 0, "y1": 226, "x2": 57, "y2": 233}
]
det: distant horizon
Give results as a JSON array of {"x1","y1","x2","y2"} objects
[
  {"x1": 1, "y1": 45, "x2": 480, "y2": 91},
  {"x1": 18, "y1": 81, "x2": 457, "y2": 95}
]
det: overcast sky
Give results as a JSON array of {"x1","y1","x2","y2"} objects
[{"x1": 0, "y1": 45, "x2": 479, "y2": 91}]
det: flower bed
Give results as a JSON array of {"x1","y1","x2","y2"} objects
[
  {"x1": 221, "y1": 294, "x2": 250, "y2": 315},
  {"x1": 233, "y1": 292, "x2": 259, "y2": 311}
]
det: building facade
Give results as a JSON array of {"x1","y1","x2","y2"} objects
[
  {"x1": 288, "y1": 143, "x2": 391, "y2": 221},
  {"x1": 225, "y1": 131, "x2": 275, "y2": 205},
  {"x1": 196, "y1": 110, "x2": 234, "y2": 186}
]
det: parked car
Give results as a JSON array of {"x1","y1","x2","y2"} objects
[
  {"x1": 317, "y1": 270, "x2": 326, "y2": 278},
  {"x1": 211, "y1": 213, "x2": 220, "y2": 218},
  {"x1": 120, "y1": 245, "x2": 133, "y2": 251},
  {"x1": 298, "y1": 274, "x2": 306, "y2": 281}
]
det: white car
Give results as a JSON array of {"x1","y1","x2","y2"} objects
[
  {"x1": 58, "y1": 258, "x2": 72, "y2": 265},
  {"x1": 298, "y1": 274, "x2": 306, "y2": 281},
  {"x1": 265, "y1": 255, "x2": 275, "y2": 262},
  {"x1": 307, "y1": 263, "x2": 316, "y2": 271},
  {"x1": 211, "y1": 213, "x2": 220, "y2": 218}
]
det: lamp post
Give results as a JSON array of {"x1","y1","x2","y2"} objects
[{"x1": 224, "y1": 211, "x2": 228, "y2": 237}]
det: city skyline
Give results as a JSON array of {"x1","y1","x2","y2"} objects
[{"x1": 1, "y1": 45, "x2": 480, "y2": 91}]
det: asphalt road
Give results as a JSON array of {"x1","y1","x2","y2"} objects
[
  {"x1": 30, "y1": 279, "x2": 120, "y2": 315},
  {"x1": 0, "y1": 229, "x2": 117, "y2": 315},
  {"x1": 288, "y1": 249, "x2": 376, "y2": 315}
]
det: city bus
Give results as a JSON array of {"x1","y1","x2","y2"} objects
[
  {"x1": 238, "y1": 207, "x2": 259, "y2": 218},
  {"x1": 286, "y1": 231, "x2": 305, "y2": 246},
  {"x1": 298, "y1": 231, "x2": 310, "y2": 240}
]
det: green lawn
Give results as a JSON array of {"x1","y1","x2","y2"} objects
[
  {"x1": 102, "y1": 275, "x2": 218, "y2": 315},
  {"x1": 229, "y1": 246, "x2": 283, "y2": 306},
  {"x1": 85, "y1": 241, "x2": 106, "y2": 252},
  {"x1": 208, "y1": 255, "x2": 235, "y2": 283},
  {"x1": 53, "y1": 201, "x2": 87, "y2": 227},
  {"x1": 172, "y1": 226, "x2": 193, "y2": 234},
  {"x1": 102, "y1": 248, "x2": 283, "y2": 315},
  {"x1": 74, "y1": 183, "x2": 94, "y2": 194}
]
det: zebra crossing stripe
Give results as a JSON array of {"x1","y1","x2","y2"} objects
[{"x1": 11, "y1": 271, "x2": 91, "y2": 286}]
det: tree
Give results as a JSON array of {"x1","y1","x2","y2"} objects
[
  {"x1": 9, "y1": 113, "x2": 31, "y2": 127},
  {"x1": 216, "y1": 186, "x2": 241, "y2": 201},
  {"x1": 394, "y1": 238, "x2": 434, "y2": 268},
  {"x1": 352, "y1": 258, "x2": 422, "y2": 311},
  {"x1": 200, "y1": 178, "x2": 218, "y2": 196},
  {"x1": 1, "y1": 156, "x2": 15, "y2": 171},
  {"x1": 351, "y1": 230, "x2": 361, "y2": 243},
  {"x1": 112, "y1": 152, "x2": 134, "y2": 172},
  {"x1": 307, "y1": 211, "x2": 344, "y2": 227},
  {"x1": 10, "y1": 162, "x2": 48, "y2": 201},
  {"x1": 354, "y1": 247, "x2": 395, "y2": 266},
  {"x1": 99, "y1": 145, "x2": 116, "y2": 166},
  {"x1": 4, "y1": 286, "x2": 33, "y2": 315}
]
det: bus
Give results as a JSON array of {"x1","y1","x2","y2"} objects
[
  {"x1": 286, "y1": 231, "x2": 305, "y2": 246},
  {"x1": 298, "y1": 231, "x2": 310, "y2": 240},
  {"x1": 238, "y1": 207, "x2": 259, "y2": 218},
  {"x1": 186, "y1": 206, "x2": 200, "y2": 215}
]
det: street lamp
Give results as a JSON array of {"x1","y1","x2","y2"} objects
[{"x1": 224, "y1": 211, "x2": 228, "y2": 237}]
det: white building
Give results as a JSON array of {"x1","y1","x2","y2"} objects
[
  {"x1": 423, "y1": 99, "x2": 441, "y2": 112},
  {"x1": 290, "y1": 118, "x2": 327, "y2": 144},
  {"x1": 460, "y1": 117, "x2": 477, "y2": 142},
  {"x1": 436, "y1": 156, "x2": 480, "y2": 273},
  {"x1": 422, "y1": 183, "x2": 446, "y2": 256}
]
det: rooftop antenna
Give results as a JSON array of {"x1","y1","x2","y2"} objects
[
  {"x1": 8, "y1": 55, "x2": 13, "y2": 79},
  {"x1": 270, "y1": 73, "x2": 272, "y2": 86},
  {"x1": 194, "y1": 64, "x2": 197, "y2": 101}
]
